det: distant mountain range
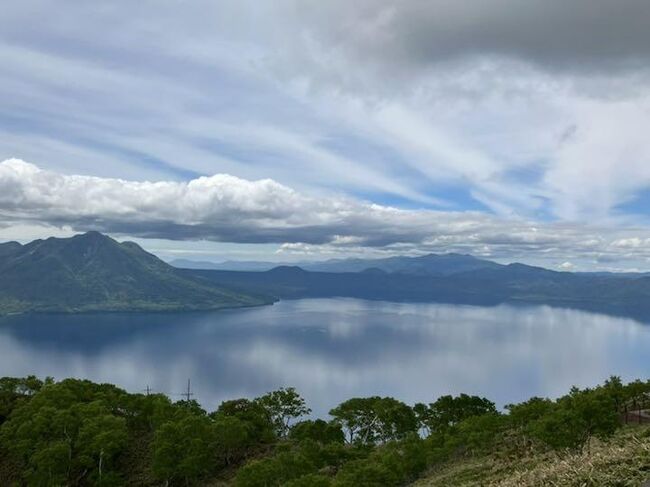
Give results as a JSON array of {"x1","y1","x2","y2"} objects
[
  {"x1": 172, "y1": 254, "x2": 648, "y2": 278},
  {"x1": 303, "y1": 253, "x2": 504, "y2": 275},
  {"x1": 183, "y1": 259, "x2": 650, "y2": 322},
  {"x1": 171, "y1": 253, "x2": 503, "y2": 275},
  {"x1": 0, "y1": 232, "x2": 272, "y2": 314},
  {"x1": 4, "y1": 232, "x2": 650, "y2": 320}
]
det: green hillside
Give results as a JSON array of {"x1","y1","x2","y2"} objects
[
  {"x1": 1, "y1": 375, "x2": 649, "y2": 486},
  {"x1": 0, "y1": 232, "x2": 273, "y2": 314}
]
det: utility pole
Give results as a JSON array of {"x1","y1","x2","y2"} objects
[{"x1": 183, "y1": 379, "x2": 194, "y2": 402}]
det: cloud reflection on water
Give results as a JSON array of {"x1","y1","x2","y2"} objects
[{"x1": 0, "y1": 299, "x2": 649, "y2": 416}]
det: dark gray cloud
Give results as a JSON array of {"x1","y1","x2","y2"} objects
[{"x1": 293, "y1": 0, "x2": 650, "y2": 75}]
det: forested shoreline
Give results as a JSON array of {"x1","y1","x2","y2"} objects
[{"x1": 1, "y1": 376, "x2": 649, "y2": 486}]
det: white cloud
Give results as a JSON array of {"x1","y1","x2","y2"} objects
[{"x1": 4, "y1": 159, "x2": 650, "y2": 270}]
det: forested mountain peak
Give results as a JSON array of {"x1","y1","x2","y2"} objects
[{"x1": 0, "y1": 232, "x2": 272, "y2": 314}]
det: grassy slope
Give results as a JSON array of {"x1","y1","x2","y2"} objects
[{"x1": 414, "y1": 425, "x2": 650, "y2": 487}]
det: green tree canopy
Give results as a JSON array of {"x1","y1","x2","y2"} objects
[
  {"x1": 212, "y1": 398, "x2": 276, "y2": 444},
  {"x1": 0, "y1": 379, "x2": 129, "y2": 486},
  {"x1": 424, "y1": 394, "x2": 497, "y2": 434},
  {"x1": 257, "y1": 387, "x2": 311, "y2": 437},
  {"x1": 152, "y1": 414, "x2": 217, "y2": 486},
  {"x1": 290, "y1": 419, "x2": 345, "y2": 445},
  {"x1": 529, "y1": 386, "x2": 619, "y2": 451},
  {"x1": 329, "y1": 397, "x2": 417, "y2": 445},
  {"x1": 214, "y1": 415, "x2": 250, "y2": 465}
]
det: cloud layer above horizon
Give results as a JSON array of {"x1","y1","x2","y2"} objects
[
  {"x1": 4, "y1": 158, "x2": 650, "y2": 271},
  {"x1": 2, "y1": 1, "x2": 650, "y2": 269}
]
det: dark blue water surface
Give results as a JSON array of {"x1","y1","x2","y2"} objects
[{"x1": 1, "y1": 298, "x2": 649, "y2": 416}]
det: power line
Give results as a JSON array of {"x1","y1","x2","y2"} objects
[{"x1": 140, "y1": 379, "x2": 194, "y2": 401}]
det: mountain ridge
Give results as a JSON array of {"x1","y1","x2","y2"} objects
[
  {"x1": 172, "y1": 252, "x2": 647, "y2": 278},
  {"x1": 5, "y1": 232, "x2": 650, "y2": 320},
  {"x1": 185, "y1": 260, "x2": 650, "y2": 322},
  {"x1": 171, "y1": 252, "x2": 505, "y2": 275}
]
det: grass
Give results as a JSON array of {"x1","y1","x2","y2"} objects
[{"x1": 413, "y1": 425, "x2": 650, "y2": 486}]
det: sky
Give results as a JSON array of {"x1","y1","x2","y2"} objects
[{"x1": 2, "y1": 1, "x2": 650, "y2": 270}]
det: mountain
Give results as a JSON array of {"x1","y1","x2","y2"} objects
[
  {"x1": 303, "y1": 253, "x2": 503, "y2": 275},
  {"x1": 0, "y1": 232, "x2": 273, "y2": 314},
  {"x1": 172, "y1": 253, "x2": 503, "y2": 275},
  {"x1": 0, "y1": 241, "x2": 22, "y2": 257},
  {"x1": 6, "y1": 232, "x2": 650, "y2": 319},
  {"x1": 185, "y1": 261, "x2": 650, "y2": 322}
]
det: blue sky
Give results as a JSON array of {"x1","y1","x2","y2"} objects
[{"x1": 2, "y1": 1, "x2": 650, "y2": 271}]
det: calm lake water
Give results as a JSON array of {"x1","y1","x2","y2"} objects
[{"x1": 1, "y1": 298, "x2": 649, "y2": 416}]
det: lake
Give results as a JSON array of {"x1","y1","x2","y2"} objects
[{"x1": 1, "y1": 298, "x2": 649, "y2": 417}]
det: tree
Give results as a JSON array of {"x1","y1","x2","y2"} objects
[
  {"x1": 603, "y1": 376, "x2": 625, "y2": 412},
  {"x1": 329, "y1": 397, "x2": 417, "y2": 445},
  {"x1": 529, "y1": 387, "x2": 619, "y2": 452},
  {"x1": 152, "y1": 415, "x2": 217, "y2": 485},
  {"x1": 425, "y1": 394, "x2": 497, "y2": 433},
  {"x1": 615, "y1": 378, "x2": 650, "y2": 415},
  {"x1": 375, "y1": 434, "x2": 428, "y2": 483},
  {"x1": 447, "y1": 413, "x2": 506, "y2": 455},
  {"x1": 234, "y1": 451, "x2": 315, "y2": 487},
  {"x1": 0, "y1": 379, "x2": 129, "y2": 485},
  {"x1": 257, "y1": 388, "x2": 311, "y2": 437},
  {"x1": 506, "y1": 397, "x2": 554, "y2": 429},
  {"x1": 214, "y1": 415, "x2": 250, "y2": 465},
  {"x1": 329, "y1": 398, "x2": 373, "y2": 443},
  {"x1": 124, "y1": 392, "x2": 176, "y2": 431},
  {"x1": 623, "y1": 379, "x2": 650, "y2": 403},
  {"x1": 505, "y1": 396, "x2": 554, "y2": 450},
  {"x1": 0, "y1": 375, "x2": 49, "y2": 425},
  {"x1": 176, "y1": 399, "x2": 207, "y2": 416},
  {"x1": 212, "y1": 398, "x2": 275, "y2": 444},
  {"x1": 413, "y1": 402, "x2": 432, "y2": 436},
  {"x1": 75, "y1": 402, "x2": 129, "y2": 485},
  {"x1": 234, "y1": 457, "x2": 283, "y2": 487},
  {"x1": 290, "y1": 419, "x2": 345, "y2": 445}
]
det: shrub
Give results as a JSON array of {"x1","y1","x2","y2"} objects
[
  {"x1": 290, "y1": 419, "x2": 345, "y2": 445},
  {"x1": 529, "y1": 387, "x2": 619, "y2": 451}
]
